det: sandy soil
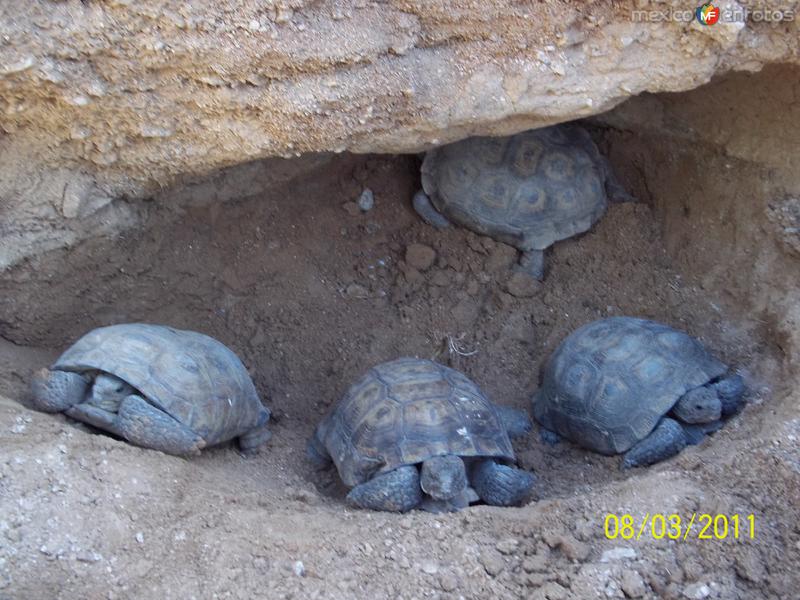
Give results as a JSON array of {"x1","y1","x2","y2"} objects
[{"x1": 0, "y1": 150, "x2": 798, "y2": 600}]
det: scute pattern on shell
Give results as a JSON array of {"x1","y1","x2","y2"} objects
[
  {"x1": 54, "y1": 324, "x2": 269, "y2": 445},
  {"x1": 420, "y1": 125, "x2": 608, "y2": 251},
  {"x1": 533, "y1": 317, "x2": 728, "y2": 455},
  {"x1": 316, "y1": 358, "x2": 515, "y2": 488}
]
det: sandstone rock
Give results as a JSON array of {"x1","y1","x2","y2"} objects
[{"x1": 0, "y1": 1, "x2": 797, "y2": 271}]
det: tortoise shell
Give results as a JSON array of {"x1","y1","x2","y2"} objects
[
  {"x1": 54, "y1": 323, "x2": 269, "y2": 445},
  {"x1": 532, "y1": 317, "x2": 727, "y2": 455},
  {"x1": 315, "y1": 358, "x2": 515, "y2": 487},
  {"x1": 420, "y1": 125, "x2": 608, "y2": 251}
]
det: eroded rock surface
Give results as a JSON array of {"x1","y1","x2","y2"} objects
[{"x1": 0, "y1": 0, "x2": 798, "y2": 267}]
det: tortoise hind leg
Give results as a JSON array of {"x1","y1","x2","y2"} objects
[
  {"x1": 116, "y1": 395, "x2": 205, "y2": 457},
  {"x1": 621, "y1": 417, "x2": 687, "y2": 469},
  {"x1": 412, "y1": 190, "x2": 452, "y2": 230},
  {"x1": 346, "y1": 465, "x2": 423, "y2": 512},
  {"x1": 471, "y1": 459, "x2": 535, "y2": 507},
  {"x1": 238, "y1": 420, "x2": 271, "y2": 455}
]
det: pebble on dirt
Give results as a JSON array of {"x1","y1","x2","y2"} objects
[
  {"x1": 600, "y1": 547, "x2": 637, "y2": 562},
  {"x1": 479, "y1": 548, "x2": 506, "y2": 576},
  {"x1": 405, "y1": 243, "x2": 437, "y2": 271},
  {"x1": 357, "y1": 188, "x2": 374, "y2": 212},
  {"x1": 620, "y1": 568, "x2": 647, "y2": 598},
  {"x1": 505, "y1": 271, "x2": 542, "y2": 298}
]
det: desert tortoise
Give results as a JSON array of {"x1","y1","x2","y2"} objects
[
  {"x1": 532, "y1": 317, "x2": 746, "y2": 468},
  {"x1": 413, "y1": 124, "x2": 633, "y2": 279},
  {"x1": 31, "y1": 323, "x2": 271, "y2": 456},
  {"x1": 308, "y1": 358, "x2": 535, "y2": 512}
]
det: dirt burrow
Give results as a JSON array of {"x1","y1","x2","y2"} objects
[{"x1": 1, "y1": 132, "x2": 798, "y2": 600}]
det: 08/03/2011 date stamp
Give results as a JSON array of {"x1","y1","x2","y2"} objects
[{"x1": 604, "y1": 513, "x2": 756, "y2": 541}]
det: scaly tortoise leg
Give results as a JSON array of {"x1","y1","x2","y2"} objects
[
  {"x1": 471, "y1": 459, "x2": 535, "y2": 506},
  {"x1": 346, "y1": 465, "x2": 423, "y2": 513},
  {"x1": 621, "y1": 417, "x2": 687, "y2": 469},
  {"x1": 116, "y1": 395, "x2": 205, "y2": 457},
  {"x1": 30, "y1": 368, "x2": 88, "y2": 412},
  {"x1": 412, "y1": 190, "x2": 452, "y2": 230}
]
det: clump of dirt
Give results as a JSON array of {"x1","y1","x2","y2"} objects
[{"x1": 1, "y1": 143, "x2": 797, "y2": 599}]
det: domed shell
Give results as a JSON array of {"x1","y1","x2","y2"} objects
[
  {"x1": 54, "y1": 323, "x2": 269, "y2": 445},
  {"x1": 420, "y1": 125, "x2": 608, "y2": 251},
  {"x1": 316, "y1": 358, "x2": 515, "y2": 487},
  {"x1": 533, "y1": 317, "x2": 727, "y2": 455}
]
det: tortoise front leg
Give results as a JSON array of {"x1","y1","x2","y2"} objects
[
  {"x1": 519, "y1": 250, "x2": 545, "y2": 281},
  {"x1": 471, "y1": 459, "x2": 535, "y2": 507},
  {"x1": 116, "y1": 395, "x2": 205, "y2": 457},
  {"x1": 30, "y1": 368, "x2": 88, "y2": 412},
  {"x1": 412, "y1": 190, "x2": 452, "y2": 229},
  {"x1": 621, "y1": 417, "x2": 687, "y2": 469},
  {"x1": 66, "y1": 403, "x2": 125, "y2": 437},
  {"x1": 346, "y1": 465, "x2": 423, "y2": 513}
]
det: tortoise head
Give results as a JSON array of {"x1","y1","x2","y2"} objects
[
  {"x1": 420, "y1": 455, "x2": 468, "y2": 501},
  {"x1": 89, "y1": 373, "x2": 135, "y2": 412},
  {"x1": 672, "y1": 386, "x2": 722, "y2": 424}
]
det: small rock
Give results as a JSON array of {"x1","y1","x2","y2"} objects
[
  {"x1": 342, "y1": 201, "x2": 360, "y2": 216},
  {"x1": 292, "y1": 561, "x2": 306, "y2": 577},
  {"x1": 522, "y1": 553, "x2": 548, "y2": 573},
  {"x1": 735, "y1": 549, "x2": 766, "y2": 582},
  {"x1": 539, "y1": 582, "x2": 568, "y2": 600},
  {"x1": 505, "y1": 272, "x2": 542, "y2": 298},
  {"x1": 439, "y1": 571, "x2": 458, "y2": 592},
  {"x1": 547, "y1": 534, "x2": 589, "y2": 562},
  {"x1": 604, "y1": 579, "x2": 623, "y2": 598},
  {"x1": 4, "y1": 528, "x2": 21, "y2": 543},
  {"x1": 600, "y1": 547, "x2": 636, "y2": 562},
  {"x1": 479, "y1": 549, "x2": 505, "y2": 576},
  {"x1": 495, "y1": 538, "x2": 519, "y2": 555},
  {"x1": 357, "y1": 188, "x2": 374, "y2": 212},
  {"x1": 405, "y1": 243, "x2": 436, "y2": 271},
  {"x1": 682, "y1": 583, "x2": 710, "y2": 599},
  {"x1": 76, "y1": 551, "x2": 102, "y2": 563},
  {"x1": 484, "y1": 245, "x2": 517, "y2": 272},
  {"x1": 420, "y1": 561, "x2": 438, "y2": 575},
  {"x1": 345, "y1": 283, "x2": 369, "y2": 299},
  {"x1": 430, "y1": 270, "x2": 451, "y2": 286},
  {"x1": 135, "y1": 532, "x2": 144, "y2": 544},
  {"x1": 620, "y1": 569, "x2": 646, "y2": 598},
  {"x1": 680, "y1": 559, "x2": 703, "y2": 582}
]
